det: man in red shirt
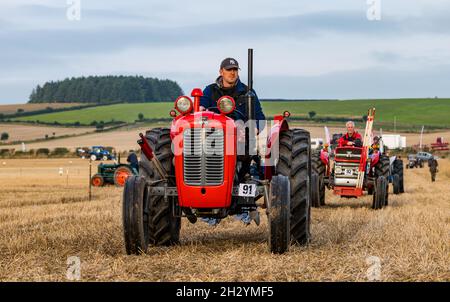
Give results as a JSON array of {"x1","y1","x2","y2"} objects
[{"x1": 338, "y1": 121, "x2": 363, "y2": 147}]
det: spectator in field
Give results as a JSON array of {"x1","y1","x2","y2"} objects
[
  {"x1": 428, "y1": 157, "x2": 438, "y2": 182},
  {"x1": 127, "y1": 151, "x2": 139, "y2": 172}
]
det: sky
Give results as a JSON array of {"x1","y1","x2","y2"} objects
[{"x1": 1, "y1": 0, "x2": 450, "y2": 103}]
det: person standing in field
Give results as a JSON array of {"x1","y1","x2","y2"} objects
[{"x1": 428, "y1": 157, "x2": 438, "y2": 182}]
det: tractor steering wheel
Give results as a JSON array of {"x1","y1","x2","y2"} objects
[{"x1": 205, "y1": 107, "x2": 246, "y2": 120}]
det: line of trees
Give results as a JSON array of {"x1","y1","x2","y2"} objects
[{"x1": 29, "y1": 75, "x2": 183, "y2": 103}]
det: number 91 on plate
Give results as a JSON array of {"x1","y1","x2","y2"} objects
[{"x1": 238, "y1": 184, "x2": 257, "y2": 197}]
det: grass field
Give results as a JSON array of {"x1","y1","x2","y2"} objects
[
  {"x1": 0, "y1": 103, "x2": 87, "y2": 115},
  {"x1": 0, "y1": 158, "x2": 448, "y2": 281},
  {"x1": 10, "y1": 98, "x2": 450, "y2": 128}
]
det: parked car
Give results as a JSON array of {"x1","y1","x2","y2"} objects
[
  {"x1": 416, "y1": 151, "x2": 434, "y2": 161},
  {"x1": 88, "y1": 146, "x2": 115, "y2": 161},
  {"x1": 406, "y1": 154, "x2": 423, "y2": 169}
]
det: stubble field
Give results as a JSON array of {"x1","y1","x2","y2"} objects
[{"x1": 0, "y1": 157, "x2": 448, "y2": 281}]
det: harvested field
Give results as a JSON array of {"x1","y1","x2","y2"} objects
[
  {"x1": 0, "y1": 123, "x2": 95, "y2": 144},
  {"x1": 0, "y1": 157, "x2": 448, "y2": 281},
  {"x1": 0, "y1": 103, "x2": 87, "y2": 115}
]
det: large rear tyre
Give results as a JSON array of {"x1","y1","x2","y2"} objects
[
  {"x1": 139, "y1": 128, "x2": 180, "y2": 246},
  {"x1": 277, "y1": 129, "x2": 311, "y2": 245},
  {"x1": 268, "y1": 175, "x2": 291, "y2": 254},
  {"x1": 114, "y1": 166, "x2": 134, "y2": 187},
  {"x1": 123, "y1": 176, "x2": 149, "y2": 254},
  {"x1": 311, "y1": 150, "x2": 326, "y2": 206}
]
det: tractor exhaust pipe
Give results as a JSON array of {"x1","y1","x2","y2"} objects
[
  {"x1": 246, "y1": 48, "x2": 255, "y2": 121},
  {"x1": 245, "y1": 48, "x2": 257, "y2": 156},
  {"x1": 137, "y1": 133, "x2": 168, "y2": 179}
]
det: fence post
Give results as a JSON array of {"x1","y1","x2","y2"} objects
[{"x1": 89, "y1": 158, "x2": 92, "y2": 201}]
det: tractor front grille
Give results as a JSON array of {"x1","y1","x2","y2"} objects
[
  {"x1": 183, "y1": 128, "x2": 224, "y2": 186},
  {"x1": 334, "y1": 162, "x2": 359, "y2": 186}
]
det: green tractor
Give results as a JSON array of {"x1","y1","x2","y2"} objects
[{"x1": 91, "y1": 156, "x2": 138, "y2": 187}]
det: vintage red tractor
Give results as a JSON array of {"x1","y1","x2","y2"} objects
[
  {"x1": 122, "y1": 49, "x2": 312, "y2": 254},
  {"x1": 311, "y1": 109, "x2": 390, "y2": 209}
]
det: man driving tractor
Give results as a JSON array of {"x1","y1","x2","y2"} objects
[
  {"x1": 200, "y1": 57, "x2": 266, "y2": 127},
  {"x1": 338, "y1": 121, "x2": 363, "y2": 147},
  {"x1": 198, "y1": 57, "x2": 266, "y2": 226}
]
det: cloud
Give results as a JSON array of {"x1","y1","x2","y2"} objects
[
  {"x1": 2, "y1": 2, "x2": 450, "y2": 102},
  {"x1": 256, "y1": 64, "x2": 450, "y2": 99}
]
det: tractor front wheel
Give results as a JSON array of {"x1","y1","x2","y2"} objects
[
  {"x1": 140, "y1": 128, "x2": 180, "y2": 246},
  {"x1": 373, "y1": 155, "x2": 389, "y2": 208},
  {"x1": 311, "y1": 150, "x2": 326, "y2": 206},
  {"x1": 372, "y1": 176, "x2": 387, "y2": 210},
  {"x1": 122, "y1": 176, "x2": 149, "y2": 254},
  {"x1": 268, "y1": 175, "x2": 291, "y2": 254},
  {"x1": 311, "y1": 173, "x2": 320, "y2": 208},
  {"x1": 392, "y1": 159, "x2": 404, "y2": 193},
  {"x1": 392, "y1": 174, "x2": 400, "y2": 194},
  {"x1": 91, "y1": 174, "x2": 104, "y2": 187}
]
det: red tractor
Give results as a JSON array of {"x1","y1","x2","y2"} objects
[
  {"x1": 122, "y1": 49, "x2": 312, "y2": 254},
  {"x1": 311, "y1": 109, "x2": 390, "y2": 209}
]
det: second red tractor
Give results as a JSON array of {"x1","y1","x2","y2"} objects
[{"x1": 311, "y1": 109, "x2": 390, "y2": 209}]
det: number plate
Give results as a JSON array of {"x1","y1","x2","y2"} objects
[
  {"x1": 238, "y1": 184, "x2": 257, "y2": 197},
  {"x1": 345, "y1": 169, "x2": 353, "y2": 176}
]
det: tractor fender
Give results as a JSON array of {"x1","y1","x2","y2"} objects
[
  {"x1": 320, "y1": 149, "x2": 329, "y2": 166},
  {"x1": 370, "y1": 151, "x2": 380, "y2": 168},
  {"x1": 264, "y1": 116, "x2": 289, "y2": 180}
]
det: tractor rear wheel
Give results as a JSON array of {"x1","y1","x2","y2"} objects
[
  {"x1": 268, "y1": 175, "x2": 291, "y2": 254},
  {"x1": 114, "y1": 166, "x2": 133, "y2": 187},
  {"x1": 140, "y1": 128, "x2": 180, "y2": 246},
  {"x1": 123, "y1": 176, "x2": 149, "y2": 254},
  {"x1": 311, "y1": 150, "x2": 326, "y2": 206},
  {"x1": 91, "y1": 174, "x2": 104, "y2": 187},
  {"x1": 277, "y1": 129, "x2": 311, "y2": 245},
  {"x1": 90, "y1": 154, "x2": 97, "y2": 161},
  {"x1": 311, "y1": 173, "x2": 320, "y2": 208}
]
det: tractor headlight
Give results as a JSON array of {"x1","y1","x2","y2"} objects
[
  {"x1": 175, "y1": 96, "x2": 193, "y2": 114},
  {"x1": 217, "y1": 96, "x2": 235, "y2": 114},
  {"x1": 335, "y1": 166, "x2": 342, "y2": 174}
]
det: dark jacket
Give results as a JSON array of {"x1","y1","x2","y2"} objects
[
  {"x1": 428, "y1": 158, "x2": 438, "y2": 171},
  {"x1": 200, "y1": 77, "x2": 265, "y2": 128},
  {"x1": 127, "y1": 152, "x2": 138, "y2": 169}
]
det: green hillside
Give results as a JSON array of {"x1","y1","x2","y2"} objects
[{"x1": 11, "y1": 98, "x2": 450, "y2": 128}]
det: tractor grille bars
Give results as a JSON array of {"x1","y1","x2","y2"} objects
[{"x1": 183, "y1": 128, "x2": 224, "y2": 186}]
